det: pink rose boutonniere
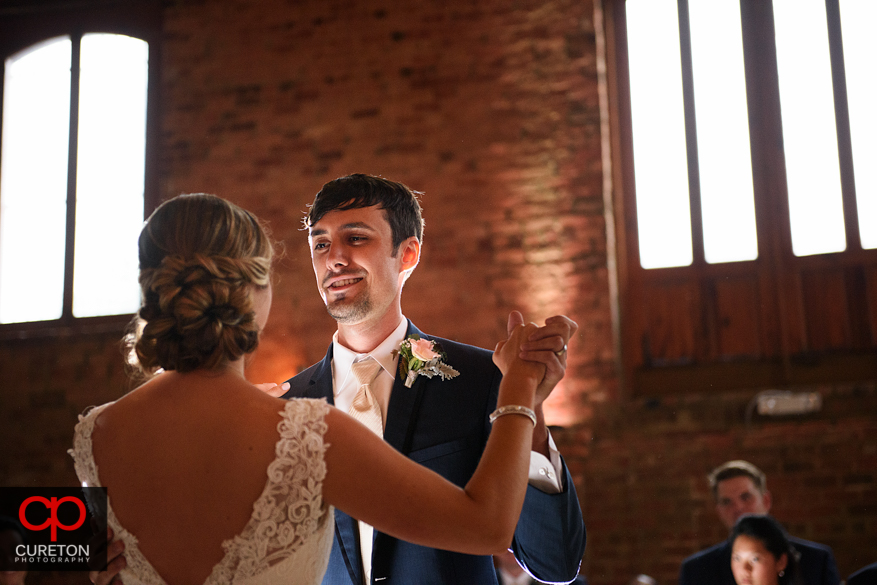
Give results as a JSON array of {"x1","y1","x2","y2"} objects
[{"x1": 397, "y1": 335, "x2": 460, "y2": 388}]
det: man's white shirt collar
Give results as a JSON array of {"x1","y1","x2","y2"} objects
[{"x1": 330, "y1": 317, "x2": 408, "y2": 413}]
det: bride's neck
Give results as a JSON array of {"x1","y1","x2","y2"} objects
[{"x1": 153, "y1": 358, "x2": 248, "y2": 386}]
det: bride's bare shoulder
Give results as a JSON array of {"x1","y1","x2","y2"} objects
[{"x1": 93, "y1": 371, "x2": 288, "y2": 443}]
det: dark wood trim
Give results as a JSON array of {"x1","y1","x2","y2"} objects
[
  {"x1": 635, "y1": 350, "x2": 877, "y2": 396},
  {"x1": 0, "y1": 0, "x2": 161, "y2": 335},
  {"x1": 62, "y1": 30, "x2": 82, "y2": 320},
  {"x1": 143, "y1": 9, "x2": 162, "y2": 219},
  {"x1": 604, "y1": 0, "x2": 639, "y2": 400},
  {"x1": 824, "y1": 0, "x2": 861, "y2": 253},
  {"x1": 608, "y1": 0, "x2": 876, "y2": 397},
  {"x1": 0, "y1": 313, "x2": 132, "y2": 341},
  {"x1": 0, "y1": 1, "x2": 161, "y2": 58},
  {"x1": 676, "y1": 0, "x2": 705, "y2": 267},
  {"x1": 595, "y1": 0, "x2": 626, "y2": 398}
]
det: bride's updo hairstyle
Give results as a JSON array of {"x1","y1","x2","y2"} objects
[{"x1": 127, "y1": 193, "x2": 275, "y2": 376}]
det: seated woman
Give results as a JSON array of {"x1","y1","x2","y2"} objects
[
  {"x1": 70, "y1": 193, "x2": 544, "y2": 585},
  {"x1": 731, "y1": 515, "x2": 803, "y2": 585}
]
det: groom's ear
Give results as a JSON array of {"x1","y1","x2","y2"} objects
[
  {"x1": 399, "y1": 237, "x2": 421, "y2": 272},
  {"x1": 398, "y1": 237, "x2": 420, "y2": 285}
]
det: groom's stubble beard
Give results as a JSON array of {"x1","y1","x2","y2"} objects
[{"x1": 326, "y1": 290, "x2": 373, "y2": 324}]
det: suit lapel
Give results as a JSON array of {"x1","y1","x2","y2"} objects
[
  {"x1": 300, "y1": 346, "x2": 336, "y2": 403},
  {"x1": 333, "y1": 515, "x2": 363, "y2": 585},
  {"x1": 319, "y1": 322, "x2": 432, "y2": 584},
  {"x1": 382, "y1": 321, "x2": 428, "y2": 455},
  {"x1": 370, "y1": 322, "x2": 432, "y2": 583},
  {"x1": 302, "y1": 345, "x2": 362, "y2": 584}
]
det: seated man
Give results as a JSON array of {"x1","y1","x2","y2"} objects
[{"x1": 678, "y1": 460, "x2": 840, "y2": 585}]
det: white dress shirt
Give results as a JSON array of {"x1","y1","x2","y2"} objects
[
  {"x1": 497, "y1": 566, "x2": 537, "y2": 585},
  {"x1": 330, "y1": 317, "x2": 564, "y2": 584}
]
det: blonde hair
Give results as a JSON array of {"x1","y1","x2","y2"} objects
[{"x1": 126, "y1": 193, "x2": 275, "y2": 376}]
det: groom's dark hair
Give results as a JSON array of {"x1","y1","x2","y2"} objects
[{"x1": 305, "y1": 173, "x2": 424, "y2": 254}]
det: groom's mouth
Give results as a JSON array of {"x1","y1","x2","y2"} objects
[{"x1": 327, "y1": 277, "x2": 364, "y2": 291}]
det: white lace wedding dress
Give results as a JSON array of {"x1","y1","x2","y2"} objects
[{"x1": 69, "y1": 398, "x2": 335, "y2": 585}]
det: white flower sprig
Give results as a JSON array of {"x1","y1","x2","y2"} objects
[{"x1": 396, "y1": 335, "x2": 460, "y2": 388}]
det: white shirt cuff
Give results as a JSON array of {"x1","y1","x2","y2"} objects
[{"x1": 527, "y1": 430, "x2": 564, "y2": 493}]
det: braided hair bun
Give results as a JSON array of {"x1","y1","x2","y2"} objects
[{"x1": 126, "y1": 194, "x2": 275, "y2": 376}]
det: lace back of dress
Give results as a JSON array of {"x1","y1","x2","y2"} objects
[
  {"x1": 208, "y1": 398, "x2": 333, "y2": 584},
  {"x1": 70, "y1": 398, "x2": 334, "y2": 585}
]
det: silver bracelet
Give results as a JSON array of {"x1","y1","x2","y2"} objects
[{"x1": 489, "y1": 405, "x2": 537, "y2": 427}]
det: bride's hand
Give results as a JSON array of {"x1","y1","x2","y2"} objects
[{"x1": 493, "y1": 311, "x2": 546, "y2": 384}]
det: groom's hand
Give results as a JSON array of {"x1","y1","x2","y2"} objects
[
  {"x1": 509, "y1": 313, "x2": 577, "y2": 456},
  {"x1": 254, "y1": 381, "x2": 290, "y2": 397},
  {"x1": 90, "y1": 527, "x2": 126, "y2": 585},
  {"x1": 512, "y1": 314, "x2": 577, "y2": 406}
]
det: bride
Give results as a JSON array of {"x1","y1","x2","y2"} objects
[{"x1": 70, "y1": 193, "x2": 545, "y2": 585}]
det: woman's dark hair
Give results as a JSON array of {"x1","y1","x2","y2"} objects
[
  {"x1": 125, "y1": 193, "x2": 275, "y2": 376},
  {"x1": 731, "y1": 515, "x2": 802, "y2": 585}
]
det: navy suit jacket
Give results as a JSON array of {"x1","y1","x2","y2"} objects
[
  {"x1": 678, "y1": 536, "x2": 840, "y2": 585},
  {"x1": 847, "y1": 562, "x2": 877, "y2": 585},
  {"x1": 283, "y1": 321, "x2": 586, "y2": 585}
]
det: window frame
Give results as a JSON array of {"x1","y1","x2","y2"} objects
[
  {"x1": 604, "y1": 0, "x2": 877, "y2": 396},
  {"x1": 0, "y1": 0, "x2": 161, "y2": 340}
]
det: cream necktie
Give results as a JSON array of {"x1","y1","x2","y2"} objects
[
  {"x1": 348, "y1": 357, "x2": 383, "y2": 583},
  {"x1": 349, "y1": 357, "x2": 383, "y2": 436}
]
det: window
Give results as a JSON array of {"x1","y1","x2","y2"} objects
[
  {"x1": 604, "y1": 0, "x2": 877, "y2": 395},
  {"x1": 0, "y1": 1, "x2": 160, "y2": 336}
]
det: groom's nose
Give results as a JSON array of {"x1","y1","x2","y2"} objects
[{"x1": 327, "y1": 242, "x2": 349, "y2": 268}]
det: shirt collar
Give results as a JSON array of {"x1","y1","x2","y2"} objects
[{"x1": 332, "y1": 317, "x2": 409, "y2": 386}]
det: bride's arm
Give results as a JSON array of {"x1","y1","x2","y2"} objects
[{"x1": 320, "y1": 321, "x2": 543, "y2": 555}]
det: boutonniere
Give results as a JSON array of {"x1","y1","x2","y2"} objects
[{"x1": 395, "y1": 335, "x2": 460, "y2": 388}]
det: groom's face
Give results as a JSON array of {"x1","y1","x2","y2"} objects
[{"x1": 309, "y1": 205, "x2": 412, "y2": 325}]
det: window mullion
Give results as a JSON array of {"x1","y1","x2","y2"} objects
[
  {"x1": 740, "y1": 0, "x2": 788, "y2": 262},
  {"x1": 676, "y1": 0, "x2": 705, "y2": 267},
  {"x1": 61, "y1": 31, "x2": 81, "y2": 321},
  {"x1": 824, "y1": 0, "x2": 861, "y2": 253},
  {"x1": 739, "y1": 0, "x2": 796, "y2": 372}
]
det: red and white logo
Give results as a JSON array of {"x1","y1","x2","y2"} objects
[{"x1": 19, "y1": 496, "x2": 87, "y2": 542}]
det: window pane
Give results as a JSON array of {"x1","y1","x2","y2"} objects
[
  {"x1": 839, "y1": 0, "x2": 877, "y2": 249},
  {"x1": 73, "y1": 34, "x2": 148, "y2": 318},
  {"x1": 627, "y1": 0, "x2": 693, "y2": 269},
  {"x1": 689, "y1": 0, "x2": 758, "y2": 264},
  {"x1": 0, "y1": 37, "x2": 71, "y2": 324},
  {"x1": 773, "y1": 0, "x2": 846, "y2": 256}
]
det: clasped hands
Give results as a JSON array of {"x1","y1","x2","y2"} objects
[{"x1": 499, "y1": 310, "x2": 576, "y2": 408}]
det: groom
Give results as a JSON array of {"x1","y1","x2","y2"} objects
[
  {"x1": 91, "y1": 173, "x2": 586, "y2": 585},
  {"x1": 283, "y1": 174, "x2": 585, "y2": 584}
]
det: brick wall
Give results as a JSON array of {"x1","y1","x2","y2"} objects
[
  {"x1": 157, "y1": 0, "x2": 611, "y2": 423},
  {"x1": 557, "y1": 383, "x2": 877, "y2": 584},
  {"x1": 1, "y1": 0, "x2": 874, "y2": 583}
]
